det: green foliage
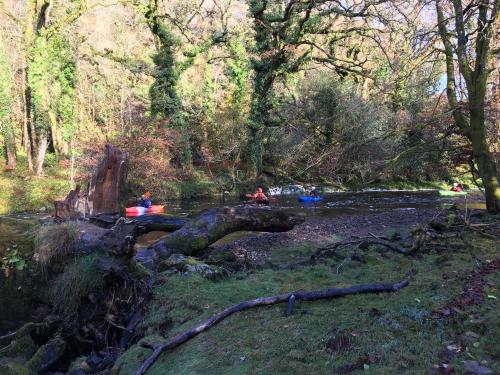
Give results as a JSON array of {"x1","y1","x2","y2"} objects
[
  {"x1": 226, "y1": 35, "x2": 251, "y2": 110},
  {"x1": 28, "y1": 34, "x2": 76, "y2": 140},
  {"x1": 0, "y1": 41, "x2": 15, "y2": 158},
  {"x1": 0, "y1": 245, "x2": 27, "y2": 277},
  {"x1": 149, "y1": 28, "x2": 183, "y2": 124}
]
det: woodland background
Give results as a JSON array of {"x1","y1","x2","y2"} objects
[{"x1": 0, "y1": 0, "x2": 499, "y2": 204}]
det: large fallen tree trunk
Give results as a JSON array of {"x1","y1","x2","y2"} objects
[
  {"x1": 133, "y1": 279, "x2": 409, "y2": 375},
  {"x1": 134, "y1": 207, "x2": 305, "y2": 266}
]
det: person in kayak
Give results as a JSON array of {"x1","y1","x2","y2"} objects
[
  {"x1": 245, "y1": 186, "x2": 269, "y2": 204},
  {"x1": 450, "y1": 183, "x2": 462, "y2": 192},
  {"x1": 309, "y1": 186, "x2": 319, "y2": 197},
  {"x1": 138, "y1": 191, "x2": 152, "y2": 208}
]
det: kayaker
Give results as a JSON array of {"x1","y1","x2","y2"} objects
[
  {"x1": 450, "y1": 183, "x2": 462, "y2": 192},
  {"x1": 138, "y1": 191, "x2": 152, "y2": 208},
  {"x1": 245, "y1": 186, "x2": 269, "y2": 204},
  {"x1": 309, "y1": 186, "x2": 319, "y2": 197}
]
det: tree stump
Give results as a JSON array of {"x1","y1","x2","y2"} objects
[
  {"x1": 53, "y1": 185, "x2": 82, "y2": 220},
  {"x1": 87, "y1": 144, "x2": 129, "y2": 215}
]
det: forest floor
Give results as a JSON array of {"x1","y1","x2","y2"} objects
[
  {"x1": 114, "y1": 208, "x2": 500, "y2": 375},
  {"x1": 0, "y1": 156, "x2": 70, "y2": 215}
]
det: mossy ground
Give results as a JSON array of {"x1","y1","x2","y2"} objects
[
  {"x1": 0, "y1": 154, "x2": 70, "y2": 215},
  {"x1": 114, "y1": 228, "x2": 499, "y2": 374}
]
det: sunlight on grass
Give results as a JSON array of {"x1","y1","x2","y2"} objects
[
  {"x1": 114, "y1": 234, "x2": 499, "y2": 375},
  {"x1": 0, "y1": 155, "x2": 70, "y2": 214}
]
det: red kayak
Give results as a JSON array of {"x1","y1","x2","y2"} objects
[{"x1": 125, "y1": 205, "x2": 165, "y2": 217}]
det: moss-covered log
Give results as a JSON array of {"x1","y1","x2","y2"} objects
[{"x1": 135, "y1": 207, "x2": 304, "y2": 265}]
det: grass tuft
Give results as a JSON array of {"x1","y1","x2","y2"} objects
[
  {"x1": 34, "y1": 222, "x2": 80, "y2": 271},
  {"x1": 49, "y1": 255, "x2": 104, "y2": 318}
]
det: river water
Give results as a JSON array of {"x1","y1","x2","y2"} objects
[{"x1": 162, "y1": 189, "x2": 483, "y2": 218}]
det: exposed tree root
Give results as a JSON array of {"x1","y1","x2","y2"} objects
[
  {"x1": 133, "y1": 280, "x2": 409, "y2": 375},
  {"x1": 0, "y1": 319, "x2": 57, "y2": 344}
]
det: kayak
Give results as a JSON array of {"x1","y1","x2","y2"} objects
[
  {"x1": 298, "y1": 196, "x2": 324, "y2": 202},
  {"x1": 125, "y1": 205, "x2": 165, "y2": 217},
  {"x1": 439, "y1": 190, "x2": 467, "y2": 197}
]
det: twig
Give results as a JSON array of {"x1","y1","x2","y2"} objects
[
  {"x1": 314, "y1": 238, "x2": 414, "y2": 258},
  {"x1": 133, "y1": 280, "x2": 409, "y2": 375},
  {"x1": 286, "y1": 294, "x2": 296, "y2": 316}
]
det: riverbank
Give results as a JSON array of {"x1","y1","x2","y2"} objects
[
  {"x1": 0, "y1": 203, "x2": 498, "y2": 374},
  {"x1": 115, "y1": 208, "x2": 499, "y2": 374}
]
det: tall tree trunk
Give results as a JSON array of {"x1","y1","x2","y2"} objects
[
  {"x1": 470, "y1": 107, "x2": 500, "y2": 212},
  {"x1": 35, "y1": 130, "x2": 49, "y2": 177},
  {"x1": 435, "y1": 0, "x2": 500, "y2": 213},
  {"x1": 2, "y1": 125, "x2": 17, "y2": 170},
  {"x1": 22, "y1": 63, "x2": 33, "y2": 172}
]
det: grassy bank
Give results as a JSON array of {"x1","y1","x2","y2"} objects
[
  {"x1": 0, "y1": 156, "x2": 70, "y2": 215},
  {"x1": 114, "y1": 223, "x2": 499, "y2": 374}
]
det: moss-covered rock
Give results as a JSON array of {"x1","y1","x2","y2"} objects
[
  {"x1": 0, "y1": 335, "x2": 37, "y2": 360},
  {"x1": 26, "y1": 336, "x2": 66, "y2": 373},
  {"x1": 159, "y1": 254, "x2": 226, "y2": 279},
  {"x1": 0, "y1": 361, "x2": 34, "y2": 375},
  {"x1": 111, "y1": 335, "x2": 165, "y2": 375}
]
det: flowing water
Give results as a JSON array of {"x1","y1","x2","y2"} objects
[{"x1": 161, "y1": 189, "x2": 483, "y2": 218}]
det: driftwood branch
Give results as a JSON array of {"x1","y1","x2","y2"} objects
[
  {"x1": 133, "y1": 280, "x2": 409, "y2": 375},
  {"x1": 313, "y1": 238, "x2": 415, "y2": 260}
]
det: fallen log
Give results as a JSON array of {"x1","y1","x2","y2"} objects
[
  {"x1": 133, "y1": 279, "x2": 409, "y2": 375},
  {"x1": 135, "y1": 207, "x2": 305, "y2": 265}
]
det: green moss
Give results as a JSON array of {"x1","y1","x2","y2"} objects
[
  {"x1": 0, "y1": 335, "x2": 37, "y2": 360},
  {"x1": 0, "y1": 362, "x2": 34, "y2": 375},
  {"x1": 26, "y1": 336, "x2": 66, "y2": 372},
  {"x1": 127, "y1": 258, "x2": 152, "y2": 279},
  {"x1": 111, "y1": 335, "x2": 165, "y2": 375},
  {"x1": 67, "y1": 356, "x2": 88, "y2": 372}
]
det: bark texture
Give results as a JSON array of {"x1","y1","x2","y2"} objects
[
  {"x1": 87, "y1": 144, "x2": 128, "y2": 215},
  {"x1": 53, "y1": 185, "x2": 82, "y2": 220},
  {"x1": 134, "y1": 207, "x2": 305, "y2": 266}
]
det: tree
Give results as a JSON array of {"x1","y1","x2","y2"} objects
[
  {"x1": 435, "y1": 0, "x2": 500, "y2": 213},
  {"x1": 0, "y1": 38, "x2": 16, "y2": 169},
  {"x1": 29, "y1": 34, "x2": 76, "y2": 176},
  {"x1": 245, "y1": 0, "x2": 386, "y2": 178}
]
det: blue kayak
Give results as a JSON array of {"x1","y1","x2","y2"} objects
[{"x1": 298, "y1": 196, "x2": 323, "y2": 202}]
